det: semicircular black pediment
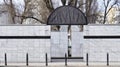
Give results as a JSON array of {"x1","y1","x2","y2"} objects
[{"x1": 47, "y1": 6, "x2": 88, "y2": 25}]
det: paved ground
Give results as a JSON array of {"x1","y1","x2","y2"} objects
[
  {"x1": 1, "y1": 66, "x2": 120, "y2": 67},
  {"x1": 1, "y1": 62, "x2": 120, "y2": 67}
]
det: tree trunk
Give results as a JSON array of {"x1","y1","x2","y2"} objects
[{"x1": 103, "y1": 7, "x2": 107, "y2": 24}]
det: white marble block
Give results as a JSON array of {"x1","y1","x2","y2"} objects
[
  {"x1": 51, "y1": 32, "x2": 68, "y2": 57},
  {"x1": 0, "y1": 25, "x2": 51, "y2": 63},
  {"x1": 83, "y1": 25, "x2": 120, "y2": 62}
]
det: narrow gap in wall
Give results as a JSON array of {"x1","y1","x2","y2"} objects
[{"x1": 68, "y1": 25, "x2": 72, "y2": 57}]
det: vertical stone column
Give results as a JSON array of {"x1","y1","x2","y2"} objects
[
  {"x1": 71, "y1": 26, "x2": 84, "y2": 57},
  {"x1": 51, "y1": 26, "x2": 68, "y2": 57}
]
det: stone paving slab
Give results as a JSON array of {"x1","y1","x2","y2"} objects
[
  {"x1": 1, "y1": 66, "x2": 120, "y2": 67},
  {"x1": 0, "y1": 62, "x2": 120, "y2": 67}
]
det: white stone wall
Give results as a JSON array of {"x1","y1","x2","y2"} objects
[
  {"x1": 0, "y1": 25, "x2": 50, "y2": 63},
  {"x1": 0, "y1": 25, "x2": 50, "y2": 36},
  {"x1": 1, "y1": 24, "x2": 120, "y2": 62},
  {"x1": 51, "y1": 26, "x2": 68, "y2": 57},
  {"x1": 83, "y1": 25, "x2": 120, "y2": 62},
  {"x1": 51, "y1": 26, "x2": 84, "y2": 58},
  {"x1": 71, "y1": 26, "x2": 83, "y2": 57},
  {"x1": 51, "y1": 32, "x2": 68, "y2": 57},
  {"x1": 84, "y1": 25, "x2": 120, "y2": 36}
]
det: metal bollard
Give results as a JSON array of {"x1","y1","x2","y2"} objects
[
  {"x1": 26, "y1": 53, "x2": 29, "y2": 66},
  {"x1": 5, "y1": 53, "x2": 7, "y2": 66},
  {"x1": 86, "y1": 53, "x2": 88, "y2": 66},
  {"x1": 65, "y1": 53, "x2": 67, "y2": 66},
  {"x1": 46, "y1": 53, "x2": 48, "y2": 66},
  {"x1": 107, "y1": 53, "x2": 109, "y2": 66}
]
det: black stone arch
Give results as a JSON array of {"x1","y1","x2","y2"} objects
[{"x1": 47, "y1": 5, "x2": 88, "y2": 25}]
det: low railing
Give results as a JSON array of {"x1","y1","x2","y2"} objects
[{"x1": 3, "y1": 53, "x2": 112, "y2": 66}]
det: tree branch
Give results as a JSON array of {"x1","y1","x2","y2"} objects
[
  {"x1": 74, "y1": 0, "x2": 78, "y2": 7},
  {"x1": 15, "y1": 15, "x2": 45, "y2": 24},
  {"x1": 103, "y1": 0, "x2": 107, "y2": 8},
  {"x1": 44, "y1": 0, "x2": 54, "y2": 12},
  {"x1": 77, "y1": 3, "x2": 86, "y2": 8},
  {"x1": 0, "y1": 11, "x2": 7, "y2": 14},
  {"x1": 3, "y1": 0, "x2": 9, "y2": 6},
  {"x1": 61, "y1": 0, "x2": 66, "y2": 6},
  {"x1": 106, "y1": 0, "x2": 118, "y2": 15}
]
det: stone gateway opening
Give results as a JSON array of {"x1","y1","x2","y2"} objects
[{"x1": 47, "y1": 5, "x2": 88, "y2": 62}]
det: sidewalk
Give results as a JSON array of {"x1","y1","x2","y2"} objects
[{"x1": 1, "y1": 62, "x2": 120, "y2": 67}]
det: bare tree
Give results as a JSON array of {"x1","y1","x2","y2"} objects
[
  {"x1": 69, "y1": 0, "x2": 99, "y2": 31},
  {"x1": 16, "y1": 0, "x2": 46, "y2": 24},
  {"x1": 4, "y1": 0, "x2": 16, "y2": 23},
  {"x1": 103, "y1": 0, "x2": 118, "y2": 24},
  {"x1": 3, "y1": 0, "x2": 45, "y2": 24},
  {"x1": 61, "y1": 0, "x2": 67, "y2": 6},
  {"x1": 44, "y1": 0, "x2": 54, "y2": 12},
  {"x1": 1, "y1": 0, "x2": 99, "y2": 25},
  {"x1": 0, "y1": 5, "x2": 7, "y2": 15},
  {"x1": 84, "y1": 0, "x2": 99, "y2": 24},
  {"x1": 68, "y1": 0, "x2": 78, "y2": 6}
]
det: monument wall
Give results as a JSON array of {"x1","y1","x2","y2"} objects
[
  {"x1": 0, "y1": 25, "x2": 120, "y2": 62},
  {"x1": 51, "y1": 26, "x2": 68, "y2": 57},
  {"x1": 0, "y1": 25, "x2": 51, "y2": 63},
  {"x1": 84, "y1": 25, "x2": 120, "y2": 62},
  {"x1": 71, "y1": 26, "x2": 83, "y2": 57}
]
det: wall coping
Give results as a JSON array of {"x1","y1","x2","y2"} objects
[
  {"x1": 0, "y1": 24, "x2": 49, "y2": 26},
  {"x1": 0, "y1": 24, "x2": 120, "y2": 26},
  {"x1": 85, "y1": 24, "x2": 120, "y2": 26}
]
